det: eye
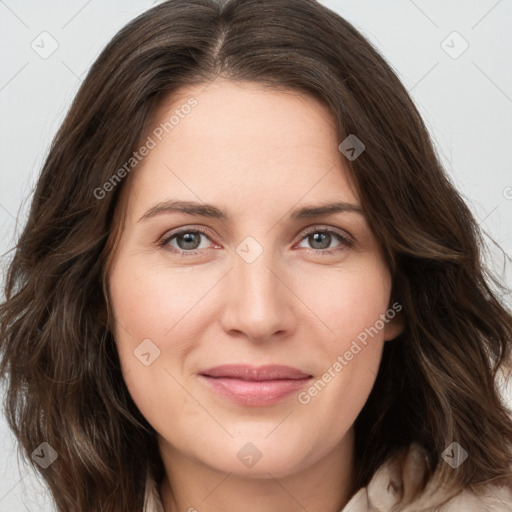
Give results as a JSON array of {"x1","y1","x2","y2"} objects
[
  {"x1": 159, "y1": 227, "x2": 217, "y2": 255},
  {"x1": 296, "y1": 226, "x2": 353, "y2": 255},
  {"x1": 158, "y1": 225, "x2": 354, "y2": 256}
]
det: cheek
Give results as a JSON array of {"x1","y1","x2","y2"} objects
[
  {"x1": 107, "y1": 257, "x2": 211, "y2": 350},
  {"x1": 107, "y1": 257, "x2": 214, "y2": 421},
  {"x1": 107, "y1": 260, "x2": 169, "y2": 393},
  {"x1": 108, "y1": 261, "x2": 176, "y2": 337},
  {"x1": 108, "y1": 265, "x2": 199, "y2": 435},
  {"x1": 295, "y1": 262, "x2": 392, "y2": 345},
  {"x1": 293, "y1": 262, "x2": 390, "y2": 416}
]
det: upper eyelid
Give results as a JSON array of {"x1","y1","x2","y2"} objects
[{"x1": 300, "y1": 225, "x2": 353, "y2": 239}]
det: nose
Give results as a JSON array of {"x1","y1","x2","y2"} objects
[{"x1": 218, "y1": 247, "x2": 296, "y2": 343}]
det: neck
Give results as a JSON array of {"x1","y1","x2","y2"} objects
[{"x1": 159, "y1": 428, "x2": 355, "y2": 512}]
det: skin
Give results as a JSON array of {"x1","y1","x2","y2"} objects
[{"x1": 107, "y1": 78, "x2": 403, "y2": 512}]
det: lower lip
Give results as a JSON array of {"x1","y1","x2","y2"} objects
[{"x1": 199, "y1": 375, "x2": 311, "y2": 406}]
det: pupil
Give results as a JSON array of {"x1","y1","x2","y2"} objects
[{"x1": 179, "y1": 233, "x2": 200, "y2": 250}]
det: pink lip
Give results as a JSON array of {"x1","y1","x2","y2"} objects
[{"x1": 198, "y1": 364, "x2": 313, "y2": 407}]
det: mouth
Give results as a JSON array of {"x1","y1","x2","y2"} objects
[{"x1": 198, "y1": 364, "x2": 313, "y2": 407}]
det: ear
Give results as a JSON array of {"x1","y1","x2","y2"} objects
[{"x1": 383, "y1": 302, "x2": 404, "y2": 342}]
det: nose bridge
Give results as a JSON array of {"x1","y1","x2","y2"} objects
[
  {"x1": 220, "y1": 239, "x2": 294, "y2": 341},
  {"x1": 236, "y1": 247, "x2": 279, "y2": 303}
]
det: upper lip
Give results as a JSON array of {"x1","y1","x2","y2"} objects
[{"x1": 199, "y1": 364, "x2": 312, "y2": 381}]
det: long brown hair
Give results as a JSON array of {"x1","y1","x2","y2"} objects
[{"x1": 1, "y1": 0, "x2": 512, "y2": 510}]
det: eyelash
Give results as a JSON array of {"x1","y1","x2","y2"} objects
[{"x1": 158, "y1": 225, "x2": 354, "y2": 256}]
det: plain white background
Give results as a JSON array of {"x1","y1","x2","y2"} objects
[{"x1": 1, "y1": 0, "x2": 511, "y2": 510}]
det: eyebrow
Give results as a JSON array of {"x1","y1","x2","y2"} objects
[{"x1": 138, "y1": 199, "x2": 363, "y2": 223}]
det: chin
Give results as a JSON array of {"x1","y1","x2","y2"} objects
[{"x1": 196, "y1": 436, "x2": 318, "y2": 479}]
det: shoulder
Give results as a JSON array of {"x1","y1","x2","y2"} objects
[{"x1": 343, "y1": 443, "x2": 512, "y2": 512}]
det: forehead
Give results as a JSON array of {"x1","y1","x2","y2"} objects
[
  {"x1": 155, "y1": 78, "x2": 338, "y2": 153},
  {"x1": 122, "y1": 78, "x2": 359, "y2": 217}
]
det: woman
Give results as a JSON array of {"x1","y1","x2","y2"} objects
[{"x1": 1, "y1": 1, "x2": 512, "y2": 511}]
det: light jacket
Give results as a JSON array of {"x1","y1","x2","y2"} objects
[{"x1": 142, "y1": 443, "x2": 512, "y2": 511}]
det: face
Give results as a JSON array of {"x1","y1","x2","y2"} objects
[{"x1": 107, "y1": 78, "x2": 402, "y2": 479}]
